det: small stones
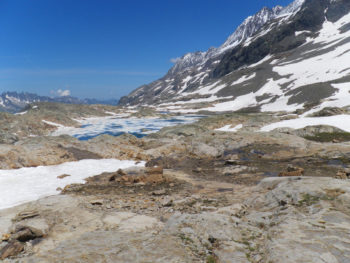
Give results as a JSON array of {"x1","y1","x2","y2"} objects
[
  {"x1": 90, "y1": 199, "x2": 104, "y2": 205},
  {"x1": 146, "y1": 166, "x2": 163, "y2": 174},
  {"x1": 117, "y1": 169, "x2": 127, "y2": 176},
  {"x1": 335, "y1": 171, "x2": 349, "y2": 180},
  {"x1": 279, "y1": 200, "x2": 287, "y2": 206},
  {"x1": 278, "y1": 165, "x2": 304, "y2": 177},
  {"x1": 108, "y1": 166, "x2": 167, "y2": 186},
  {"x1": 287, "y1": 165, "x2": 304, "y2": 173},
  {"x1": 225, "y1": 160, "x2": 239, "y2": 166},
  {"x1": 192, "y1": 167, "x2": 202, "y2": 173},
  {"x1": 208, "y1": 235, "x2": 217, "y2": 244},
  {"x1": 160, "y1": 197, "x2": 173, "y2": 207},
  {"x1": 1, "y1": 234, "x2": 11, "y2": 242},
  {"x1": 0, "y1": 221, "x2": 47, "y2": 260},
  {"x1": 152, "y1": 189, "x2": 166, "y2": 196}
]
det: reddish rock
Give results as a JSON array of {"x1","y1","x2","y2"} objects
[{"x1": 0, "y1": 241, "x2": 24, "y2": 260}]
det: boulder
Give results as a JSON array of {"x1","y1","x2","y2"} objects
[
  {"x1": 0, "y1": 241, "x2": 24, "y2": 260},
  {"x1": 12, "y1": 218, "x2": 49, "y2": 238}
]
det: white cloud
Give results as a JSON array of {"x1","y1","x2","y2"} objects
[
  {"x1": 170, "y1": 57, "x2": 180, "y2": 63},
  {"x1": 57, "y1": 89, "x2": 70, "y2": 96},
  {"x1": 51, "y1": 89, "x2": 71, "y2": 97}
]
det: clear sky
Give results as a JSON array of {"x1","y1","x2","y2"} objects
[{"x1": 0, "y1": 0, "x2": 292, "y2": 100}]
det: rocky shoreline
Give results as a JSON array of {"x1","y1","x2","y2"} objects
[{"x1": 1, "y1": 103, "x2": 350, "y2": 262}]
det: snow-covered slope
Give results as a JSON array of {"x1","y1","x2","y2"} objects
[{"x1": 119, "y1": 0, "x2": 350, "y2": 115}]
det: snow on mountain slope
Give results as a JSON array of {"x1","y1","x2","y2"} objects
[
  {"x1": 119, "y1": 0, "x2": 350, "y2": 115},
  {"x1": 119, "y1": 3, "x2": 293, "y2": 106}
]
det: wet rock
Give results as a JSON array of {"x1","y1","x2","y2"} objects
[{"x1": 0, "y1": 241, "x2": 24, "y2": 260}]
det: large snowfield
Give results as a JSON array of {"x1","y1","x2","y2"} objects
[{"x1": 0, "y1": 159, "x2": 145, "y2": 210}]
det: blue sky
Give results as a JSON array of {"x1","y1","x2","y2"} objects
[{"x1": 0, "y1": 0, "x2": 292, "y2": 99}]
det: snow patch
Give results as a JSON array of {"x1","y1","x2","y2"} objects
[
  {"x1": 0, "y1": 159, "x2": 144, "y2": 210},
  {"x1": 215, "y1": 124, "x2": 243, "y2": 132},
  {"x1": 260, "y1": 114, "x2": 350, "y2": 132}
]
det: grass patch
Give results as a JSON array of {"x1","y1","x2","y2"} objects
[
  {"x1": 178, "y1": 233, "x2": 194, "y2": 244},
  {"x1": 303, "y1": 132, "x2": 350, "y2": 142},
  {"x1": 297, "y1": 193, "x2": 335, "y2": 207},
  {"x1": 206, "y1": 255, "x2": 217, "y2": 263}
]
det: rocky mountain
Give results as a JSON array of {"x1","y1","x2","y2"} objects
[
  {"x1": 0, "y1": 92, "x2": 118, "y2": 113},
  {"x1": 119, "y1": 0, "x2": 350, "y2": 114},
  {"x1": 167, "y1": 4, "x2": 284, "y2": 76}
]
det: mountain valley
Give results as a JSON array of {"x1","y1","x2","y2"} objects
[{"x1": 1, "y1": 0, "x2": 350, "y2": 262}]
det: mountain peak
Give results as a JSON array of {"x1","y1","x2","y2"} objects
[{"x1": 167, "y1": 2, "x2": 291, "y2": 77}]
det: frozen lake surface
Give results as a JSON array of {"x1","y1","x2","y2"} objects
[{"x1": 50, "y1": 114, "x2": 204, "y2": 140}]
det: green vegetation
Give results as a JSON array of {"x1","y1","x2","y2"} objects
[
  {"x1": 303, "y1": 132, "x2": 350, "y2": 142},
  {"x1": 178, "y1": 233, "x2": 194, "y2": 244},
  {"x1": 297, "y1": 193, "x2": 334, "y2": 207},
  {"x1": 206, "y1": 255, "x2": 217, "y2": 263}
]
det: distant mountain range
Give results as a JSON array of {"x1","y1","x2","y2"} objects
[
  {"x1": 0, "y1": 92, "x2": 118, "y2": 113},
  {"x1": 119, "y1": 0, "x2": 350, "y2": 114}
]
